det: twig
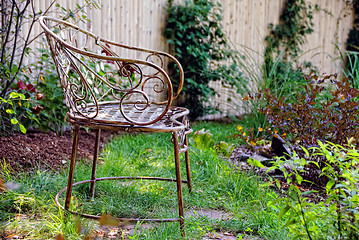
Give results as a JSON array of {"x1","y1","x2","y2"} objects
[
  {"x1": 0, "y1": 1, "x2": 15, "y2": 65},
  {"x1": 1, "y1": 0, "x2": 31, "y2": 98}
]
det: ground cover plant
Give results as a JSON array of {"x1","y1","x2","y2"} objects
[
  {"x1": 0, "y1": 122, "x2": 291, "y2": 239},
  {"x1": 265, "y1": 141, "x2": 359, "y2": 240}
]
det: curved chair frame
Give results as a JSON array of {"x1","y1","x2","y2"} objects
[{"x1": 39, "y1": 16, "x2": 192, "y2": 236}]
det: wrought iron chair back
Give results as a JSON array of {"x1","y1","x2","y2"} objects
[{"x1": 40, "y1": 16, "x2": 185, "y2": 126}]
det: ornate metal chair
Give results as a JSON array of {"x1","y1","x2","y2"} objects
[{"x1": 39, "y1": 16, "x2": 192, "y2": 235}]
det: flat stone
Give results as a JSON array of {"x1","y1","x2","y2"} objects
[{"x1": 186, "y1": 208, "x2": 232, "y2": 220}]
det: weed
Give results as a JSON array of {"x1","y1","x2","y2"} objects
[{"x1": 264, "y1": 141, "x2": 359, "y2": 239}]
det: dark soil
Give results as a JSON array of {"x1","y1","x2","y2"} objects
[{"x1": 0, "y1": 129, "x2": 115, "y2": 173}]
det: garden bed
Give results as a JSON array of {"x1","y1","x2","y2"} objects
[{"x1": 0, "y1": 129, "x2": 114, "y2": 172}]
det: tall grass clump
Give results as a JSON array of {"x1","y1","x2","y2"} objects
[
  {"x1": 263, "y1": 0, "x2": 318, "y2": 100},
  {"x1": 232, "y1": 0, "x2": 319, "y2": 138},
  {"x1": 335, "y1": 46, "x2": 359, "y2": 89}
]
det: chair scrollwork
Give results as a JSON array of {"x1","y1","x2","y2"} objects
[{"x1": 39, "y1": 16, "x2": 184, "y2": 126}]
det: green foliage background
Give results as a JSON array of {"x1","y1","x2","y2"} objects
[{"x1": 164, "y1": 0, "x2": 247, "y2": 119}]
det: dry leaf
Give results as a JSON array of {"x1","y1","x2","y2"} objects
[
  {"x1": 56, "y1": 234, "x2": 65, "y2": 240},
  {"x1": 75, "y1": 217, "x2": 82, "y2": 234},
  {"x1": 99, "y1": 214, "x2": 119, "y2": 227},
  {"x1": 5, "y1": 181, "x2": 21, "y2": 191},
  {"x1": 0, "y1": 177, "x2": 6, "y2": 192},
  {"x1": 6, "y1": 234, "x2": 19, "y2": 238}
]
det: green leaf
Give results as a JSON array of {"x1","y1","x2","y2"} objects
[
  {"x1": 10, "y1": 118, "x2": 18, "y2": 124},
  {"x1": 191, "y1": 129, "x2": 215, "y2": 150},
  {"x1": 247, "y1": 158, "x2": 265, "y2": 168},
  {"x1": 19, "y1": 93, "x2": 26, "y2": 100},
  {"x1": 6, "y1": 109, "x2": 14, "y2": 114},
  {"x1": 278, "y1": 205, "x2": 291, "y2": 219},
  {"x1": 11, "y1": 65, "x2": 18, "y2": 74},
  {"x1": 301, "y1": 190, "x2": 317, "y2": 196},
  {"x1": 9, "y1": 92, "x2": 20, "y2": 98},
  {"x1": 23, "y1": 102, "x2": 30, "y2": 108},
  {"x1": 283, "y1": 218, "x2": 298, "y2": 228},
  {"x1": 19, "y1": 124, "x2": 26, "y2": 134},
  {"x1": 216, "y1": 141, "x2": 234, "y2": 157}
]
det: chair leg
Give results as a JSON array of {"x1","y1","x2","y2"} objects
[
  {"x1": 172, "y1": 131, "x2": 185, "y2": 237},
  {"x1": 184, "y1": 134, "x2": 192, "y2": 193},
  {"x1": 90, "y1": 129, "x2": 101, "y2": 198},
  {"x1": 65, "y1": 125, "x2": 80, "y2": 210}
]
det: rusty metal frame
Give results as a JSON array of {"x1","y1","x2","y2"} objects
[{"x1": 39, "y1": 16, "x2": 192, "y2": 236}]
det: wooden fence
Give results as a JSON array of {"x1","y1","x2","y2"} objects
[{"x1": 27, "y1": 0, "x2": 354, "y2": 119}]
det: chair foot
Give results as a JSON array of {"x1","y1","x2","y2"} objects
[{"x1": 61, "y1": 127, "x2": 189, "y2": 237}]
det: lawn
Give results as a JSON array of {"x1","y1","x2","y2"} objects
[{"x1": 0, "y1": 121, "x2": 289, "y2": 239}]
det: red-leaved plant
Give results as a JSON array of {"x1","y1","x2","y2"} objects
[{"x1": 257, "y1": 73, "x2": 359, "y2": 149}]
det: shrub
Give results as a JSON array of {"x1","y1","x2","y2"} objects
[
  {"x1": 257, "y1": 74, "x2": 359, "y2": 150},
  {"x1": 0, "y1": 91, "x2": 38, "y2": 134},
  {"x1": 163, "y1": 0, "x2": 247, "y2": 119},
  {"x1": 32, "y1": 49, "x2": 68, "y2": 134}
]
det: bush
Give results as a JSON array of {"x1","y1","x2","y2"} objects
[
  {"x1": 0, "y1": 91, "x2": 38, "y2": 134},
  {"x1": 258, "y1": 74, "x2": 359, "y2": 150},
  {"x1": 32, "y1": 49, "x2": 68, "y2": 134},
  {"x1": 164, "y1": 0, "x2": 247, "y2": 119}
]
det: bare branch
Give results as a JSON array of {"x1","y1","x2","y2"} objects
[
  {"x1": 0, "y1": 1, "x2": 15, "y2": 64},
  {"x1": 2, "y1": 0, "x2": 31, "y2": 98},
  {"x1": 42, "y1": 0, "x2": 57, "y2": 16}
]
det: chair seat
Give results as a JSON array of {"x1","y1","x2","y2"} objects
[{"x1": 68, "y1": 102, "x2": 189, "y2": 132}]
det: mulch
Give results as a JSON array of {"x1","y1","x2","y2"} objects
[{"x1": 0, "y1": 129, "x2": 114, "y2": 173}]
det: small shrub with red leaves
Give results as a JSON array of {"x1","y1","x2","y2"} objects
[{"x1": 257, "y1": 73, "x2": 359, "y2": 149}]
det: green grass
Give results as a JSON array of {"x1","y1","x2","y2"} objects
[{"x1": 0, "y1": 121, "x2": 290, "y2": 239}]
